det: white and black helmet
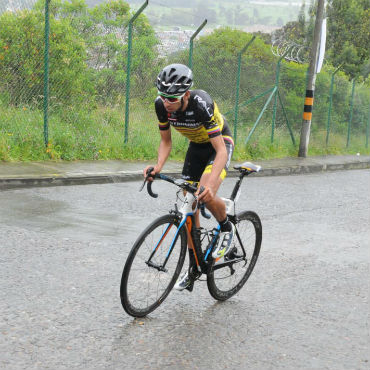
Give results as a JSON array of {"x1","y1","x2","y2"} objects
[{"x1": 156, "y1": 63, "x2": 193, "y2": 96}]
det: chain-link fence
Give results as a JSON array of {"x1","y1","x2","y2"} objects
[
  {"x1": 0, "y1": 0, "x2": 43, "y2": 160},
  {"x1": 308, "y1": 69, "x2": 370, "y2": 150},
  {"x1": 1, "y1": 0, "x2": 369, "y2": 161}
]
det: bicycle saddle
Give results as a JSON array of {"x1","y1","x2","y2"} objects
[{"x1": 233, "y1": 161, "x2": 261, "y2": 173}]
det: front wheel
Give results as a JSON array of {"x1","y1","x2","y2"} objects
[
  {"x1": 207, "y1": 211, "x2": 262, "y2": 301},
  {"x1": 120, "y1": 214, "x2": 187, "y2": 317}
]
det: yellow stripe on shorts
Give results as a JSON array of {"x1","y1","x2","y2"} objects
[{"x1": 203, "y1": 165, "x2": 227, "y2": 180}]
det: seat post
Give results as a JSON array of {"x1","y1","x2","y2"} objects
[{"x1": 230, "y1": 172, "x2": 246, "y2": 201}]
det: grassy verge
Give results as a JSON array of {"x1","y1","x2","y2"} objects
[{"x1": 1, "y1": 103, "x2": 369, "y2": 162}]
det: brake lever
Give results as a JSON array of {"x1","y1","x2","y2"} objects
[
  {"x1": 139, "y1": 166, "x2": 154, "y2": 192},
  {"x1": 197, "y1": 185, "x2": 205, "y2": 199},
  {"x1": 196, "y1": 186, "x2": 212, "y2": 219}
]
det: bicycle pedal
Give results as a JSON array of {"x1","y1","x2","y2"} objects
[
  {"x1": 225, "y1": 247, "x2": 238, "y2": 260},
  {"x1": 189, "y1": 266, "x2": 201, "y2": 280},
  {"x1": 185, "y1": 281, "x2": 194, "y2": 292}
]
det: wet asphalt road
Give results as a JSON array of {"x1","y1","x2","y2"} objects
[{"x1": 1, "y1": 170, "x2": 369, "y2": 370}]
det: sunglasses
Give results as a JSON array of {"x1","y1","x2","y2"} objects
[{"x1": 158, "y1": 93, "x2": 184, "y2": 103}]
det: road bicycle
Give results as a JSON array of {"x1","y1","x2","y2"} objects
[{"x1": 120, "y1": 161, "x2": 262, "y2": 317}]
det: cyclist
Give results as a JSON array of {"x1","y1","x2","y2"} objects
[{"x1": 143, "y1": 63, "x2": 235, "y2": 290}]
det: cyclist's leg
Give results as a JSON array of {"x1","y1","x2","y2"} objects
[
  {"x1": 198, "y1": 138, "x2": 234, "y2": 222},
  {"x1": 177, "y1": 143, "x2": 213, "y2": 289},
  {"x1": 199, "y1": 139, "x2": 236, "y2": 259},
  {"x1": 181, "y1": 142, "x2": 213, "y2": 229},
  {"x1": 198, "y1": 173, "x2": 226, "y2": 222}
]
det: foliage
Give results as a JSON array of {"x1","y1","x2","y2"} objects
[
  {"x1": 326, "y1": 0, "x2": 370, "y2": 79},
  {"x1": 0, "y1": 0, "x2": 158, "y2": 108},
  {"x1": 0, "y1": 6, "x2": 90, "y2": 107},
  {"x1": 185, "y1": 28, "x2": 275, "y2": 106},
  {"x1": 275, "y1": 0, "x2": 370, "y2": 79}
]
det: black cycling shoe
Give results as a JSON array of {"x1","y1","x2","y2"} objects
[
  {"x1": 185, "y1": 281, "x2": 194, "y2": 292},
  {"x1": 225, "y1": 246, "x2": 243, "y2": 260}
]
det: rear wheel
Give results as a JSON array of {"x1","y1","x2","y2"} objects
[
  {"x1": 207, "y1": 211, "x2": 262, "y2": 301},
  {"x1": 120, "y1": 214, "x2": 187, "y2": 317}
]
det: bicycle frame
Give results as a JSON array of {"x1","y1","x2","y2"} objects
[
  {"x1": 145, "y1": 167, "x2": 259, "y2": 275},
  {"x1": 145, "y1": 191, "x2": 214, "y2": 273},
  {"x1": 175, "y1": 191, "x2": 217, "y2": 273}
]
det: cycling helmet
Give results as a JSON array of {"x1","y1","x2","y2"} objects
[{"x1": 156, "y1": 63, "x2": 193, "y2": 96}]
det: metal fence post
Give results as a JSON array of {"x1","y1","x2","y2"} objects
[
  {"x1": 346, "y1": 79, "x2": 355, "y2": 148},
  {"x1": 245, "y1": 86, "x2": 277, "y2": 144},
  {"x1": 43, "y1": 0, "x2": 51, "y2": 147},
  {"x1": 277, "y1": 90, "x2": 296, "y2": 146},
  {"x1": 325, "y1": 65, "x2": 341, "y2": 146},
  {"x1": 271, "y1": 46, "x2": 292, "y2": 143},
  {"x1": 124, "y1": 0, "x2": 149, "y2": 144},
  {"x1": 233, "y1": 36, "x2": 256, "y2": 142},
  {"x1": 367, "y1": 98, "x2": 369, "y2": 148},
  {"x1": 188, "y1": 19, "x2": 207, "y2": 70}
]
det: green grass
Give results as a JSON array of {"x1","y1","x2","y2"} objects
[
  {"x1": 0, "y1": 101, "x2": 188, "y2": 161},
  {"x1": 1, "y1": 102, "x2": 369, "y2": 162}
]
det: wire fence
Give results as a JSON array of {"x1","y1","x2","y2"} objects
[{"x1": 0, "y1": 0, "x2": 369, "y2": 161}]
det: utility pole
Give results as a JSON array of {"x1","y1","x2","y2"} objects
[{"x1": 298, "y1": 0, "x2": 325, "y2": 157}]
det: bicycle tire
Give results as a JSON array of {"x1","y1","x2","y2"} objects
[
  {"x1": 120, "y1": 214, "x2": 187, "y2": 317},
  {"x1": 207, "y1": 211, "x2": 262, "y2": 301}
]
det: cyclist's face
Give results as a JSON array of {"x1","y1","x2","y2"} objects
[
  {"x1": 162, "y1": 97, "x2": 182, "y2": 112},
  {"x1": 159, "y1": 91, "x2": 189, "y2": 112}
]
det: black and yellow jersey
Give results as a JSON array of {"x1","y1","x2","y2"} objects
[{"x1": 154, "y1": 89, "x2": 234, "y2": 145}]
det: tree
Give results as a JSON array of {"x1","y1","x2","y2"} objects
[
  {"x1": 273, "y1": 2, "x2": 309, "y2": 44},
  {"x1": 45, "y1": 0, "x2": 158, "y2": 100},
  {"x1": 275, "y1": 0, "x2": 370, "y2": 79},
  {"x1": 0, "y1": 5, "x2": 90, "y2": 107},
  {"x1": 0, "y1": 0, "x2": 159, "y2": 107},
  {"x1": 326, "y1": 0, "x2": 370, "y2": 78},
  {"x1": 187, "y1": 28, "x2": 276, "y2": 109}
]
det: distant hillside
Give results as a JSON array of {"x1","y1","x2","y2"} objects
[
  {"x1": 1, "y1": 0, "x2": 305, "y2": 32},
  {"x1": 103, "y1": 0, "x2": 305, "y2": 31},
  {"x1": 0, "y1": 0, "x2": 35, "y2": 12}
]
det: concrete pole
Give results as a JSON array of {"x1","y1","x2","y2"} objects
[{"x1": 298, "y1": 0, "x2": 325, "y2": 157}]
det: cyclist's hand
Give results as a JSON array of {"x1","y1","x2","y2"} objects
[
  {"x1": 143, "y1": 165, "x2": 160, "y2": 182},
  {"x1": 196, "y1": 184, "x2": 215, "y2": 204}
]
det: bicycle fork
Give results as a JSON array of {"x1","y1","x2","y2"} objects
[
  {"x1": 145, "y1": 214, "x2": 207, "y2": 276},
  {"x1": 144, "y1": 212, "x2": 198, "y2": 273},
  {"x1": 145, "y1": 221, "x2": 178, "y2": 272}
]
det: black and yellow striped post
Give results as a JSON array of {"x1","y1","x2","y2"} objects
[
  {"x1": 299, "y1": 89, "x2": 315, "y2": 157},
  {"x1": 303, "y1": 90, "x2": 314, "y2": 122}
]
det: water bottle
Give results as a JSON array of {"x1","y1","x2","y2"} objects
[{"x1": 221, "y1": 197, "x2": 235, "y2": 215}]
